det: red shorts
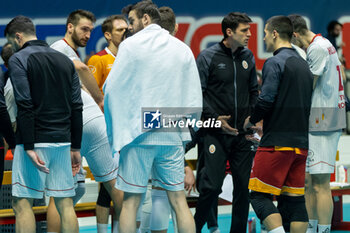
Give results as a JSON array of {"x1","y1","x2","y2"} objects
[{"x1": 248, "y1": 146, "x2": 307, "y2": 195}]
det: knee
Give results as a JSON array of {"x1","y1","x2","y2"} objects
[
  {"x1": 311, "y1": 175, "x2": 331, "y2": 193},
  {"x1": 54, "y1": 197, "x2": 74, "y2": 214},
  {"x1": 12, "y1": 198, "x2": 32, "y2": 215},
  {"x1": 167, "y1": 190, "x2": 187, "y2": 211},
  {"x1": 97, "y1": 184, "x2": 112, "y2": 208},
  {"x1": 250, "y1": 192, "x2": 278, "y2": 221},
  {"x1": 277, "y1": 195, "x2": 308, "y2": 230}
]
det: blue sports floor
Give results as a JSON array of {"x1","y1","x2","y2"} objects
[{"x1": 79, "y1": 203, "x2": 350, "y2": 233}]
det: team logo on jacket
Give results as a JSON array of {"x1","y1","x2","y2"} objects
[
  {"x1": 217, "y1": 63, "x2": 226, "y2": 70},
  {"x1": 242, "y1": 60, "x2": 248, "y2": 69},
  {"x1": 209, "y1": 144, "x2": 216, "y2": 154}
]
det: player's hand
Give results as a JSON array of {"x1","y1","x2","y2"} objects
[
  {"x1": 243, "y1": 116, "x2": 254, "y2": 131},
  {"x1": 71, "y1": 150, "x2": 81, "y2": 176},
  {"x1": 98, "y1": 99, "x2": 104, "y2": 113},
  {"x1": 245, "y1": 132, "x2": 261, "y2": 143},
  {"x1": 26, "y1": 150, "x2": 49, "y2": 174},
  {"x1": 217, "y1": 115, "x2": 238, "y2": 136},
  {"x1": 184, "y1": 166, "x2": 196, "y2": 195}
]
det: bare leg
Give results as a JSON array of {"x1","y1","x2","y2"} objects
[
  {"x1": 262, "y1": 213, "x2": 283, "y2": 231},
  {"x1": 167, "y1": 190, "x2": 195, "y2": 233},
  {"x1": 12, "y1": 197, "x2": 35, "y2": 233},
  {"x1": 103, "y1": 178, "x2": 124, "y2": 219},
  {"x1": 305, "y1": 173, "x2": 317, "y2": 221},
  {"x1": 54, "y1": 197, "x2": 79, "y2": 233},
  {"x1": 290, "y1": 221, "x2": 308, "y2": 233},
  {"x1": 312, "y1": 174, "x2": 332, "y2": 224},
  {"x1": 119, "y1": 192, "x2": 142, "y2": 233},
  {"x1": 47, "y1": 197, "x2": 61, "y2": 232}
]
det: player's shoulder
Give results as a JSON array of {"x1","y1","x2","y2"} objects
[
  {"x1": 50, "y1": 39, "x2": 65, "y2": 49},
  {"x1": 95, "y1": 49, "x2": 108, "y2": 56},
  {"x1": 239, "y1": 47, "x2": 254, "y2": 58},
  {"x1": 198, "y1": 43, "x2": 222, "y2": 59}
]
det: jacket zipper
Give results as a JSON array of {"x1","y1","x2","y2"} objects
[{"x1": 233, "y1": 56, "x2": 238, "y2": 129}]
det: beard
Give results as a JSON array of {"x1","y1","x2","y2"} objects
[
  {"x1": 132, "y1": 21, "x2": 145, "y2": 35},
  {"x1": 71, "y1": 30, "x2": 87, "y2": 47}
]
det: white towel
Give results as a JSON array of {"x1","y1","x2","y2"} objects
[{"x1": 104, "y1": 24, "x2": 202, "y2": 153}]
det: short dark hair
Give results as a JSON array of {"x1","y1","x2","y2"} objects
[
  {"x1": 222, "y1": 12, "x2": 252, "y2": 38},
  {"x1": 66, "y1": 9, "x2": 96, "y2": 29},
  {"x1": 4, "y1": 15, "x2": 36, "y2": 37},
  {"x1": 159, "y1": 6, "x2": 176, "y2": 34},
  {"x1": 327, "y1": 20, "x2": 342, "y2": 33},
  {"x1": 102, "y1": 15, "x2": 127, "y2": 34},
  {"x1": 1, "y1": 43, "x2": 14, "y2": 67},
  {"x1": 266, "y1": 15, "x2": 293, "y2": 41},
  {"x1": 122, "y1": 4, "x2": 134, "y2": 15},
  {"x1": 288, "y1": 14, "x2": 308, "y2": 35},
  {"x1": 129, "y1": 0, "x2": 161, "y2": 24}
]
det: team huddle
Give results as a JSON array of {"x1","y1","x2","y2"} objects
[{"x1": 0, "y1": 0, "x2": 346, "y2": 233}]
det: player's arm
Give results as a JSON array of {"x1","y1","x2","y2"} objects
[
  {"x1": 73, "y1": 60, "x2": 104, "y2": 109},
  {"x1": 245, "y1": 59, "x2": 281, "y2": 130},
  {"x1": 0, "y1": 74, "x2": 15, "y2": 149},
  {"x1": 308, "y1": 44, "x2": 327, "y2": 90},
  {"x1": 196, "y1": 53, "x2": 219, "y2": 120},
  {"x1": 313, "y1": 75, "x2": 319, "y2": 89},
  {"x1": 8, "y1": 56, "x2": 34, "y2": 150},
  {"x1": 70, "y1": 69, "x2": 83, "y2": 151},
  {"x1": 248, "y1": 53, "x2": 259, "y2": 109},
  {"x1": 87, "y1": 55, "x2": 104, "y2": 92}
]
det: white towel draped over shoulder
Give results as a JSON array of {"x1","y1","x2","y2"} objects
[{"x1": 103, "y1": 24, "x2": 202, "y2": 153}]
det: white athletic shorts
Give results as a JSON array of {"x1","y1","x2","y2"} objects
[
  {"x1": 306, "y1": 130, "x2": 342, "y2": 174},
  {"x1": 12, "y1": 144, "x2": 75, "y2": 198},
  {"x1": 81, "y1": 116, "x2": 119, "y2": 182},
  {"x1": 116, "y1": 133, "x2": 185, "y2": 193}
]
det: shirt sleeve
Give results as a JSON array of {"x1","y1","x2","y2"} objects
[
  {"x1": 307, "y1": 44, "x2": 328, "y2": 76},
  {"x1": 9, "y1": 56, "x2": 35, "y2": 150},
  {"x1": 70, "y1": 69, "x2": 83, "y2": 150},
  {"x1": 248, "y1": 54, "x2": 259, "y2": 109},
  {"x1": 196, "y1": 52, "x2": 219, "y2": 120},
  {"x1": 0, "y1": 72, "x2": 16, "y2": 148},
  {"x1": 87, "y1": 55, "x2": 104, "y2": 91},
  {"x1": 250, "y1": 59, "x2": 281, "y2": 124}
]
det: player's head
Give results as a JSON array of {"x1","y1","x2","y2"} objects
[
  {"x1": 222, "y1": 12, "x2": 252, "y2": 47},
  {"x1": 264, "y1": 16, "x2": 293, "y2": 52},
  {"x1": 327, "y1": 20, "x2": 342, "y2": 37},
  {"x1": 102, "y1": 15, "x2": 128, "y2": 48},
  {"x1": 288, "y1": 14, "x2": 309, "y2": 46},
  {"x1": 4, "y1": 16, "x2": 36, "y2": 51},
  {"x1": 124, "y1": 0, "x2": 161, "y2": 34},
  {"x1": 159, "y1": 6, "x2": 178, "y2": 35},
  {"x1": 1, "y1": 43, "x2": 14, "y2": 68},
  {"x1": 66, "y1": 9, "x2": 96, "y2": 48}
]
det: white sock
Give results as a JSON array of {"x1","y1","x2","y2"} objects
[
  {"x1": 113, "y1": 220, "x2": 119, "y2": 233},
  {"x1": 97, "y1": 223, "x2": 108, "y2": 233},
  {"x1": 306, "y1": 219, "x2": 318, "y2": 233},
  {"x1": 269, "y1": 226, "x2": 285, "y2": 233},
  {"x1": 318, "y1": 224, "x2": 331, "y2": 233}
]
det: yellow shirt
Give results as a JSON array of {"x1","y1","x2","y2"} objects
[{"x1": 87, "y1": 47, "x2": 115, "y2": 94}]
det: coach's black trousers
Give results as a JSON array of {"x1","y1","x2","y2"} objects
[{"x1": 194, "y1": 132, "x2": 255, "y2": 233}]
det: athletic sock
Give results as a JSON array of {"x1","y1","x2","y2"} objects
[
  {"x1": 306, "y1": 219, "x2": 318, "y2": 233},
  {"x1": 97, "y1": 223, "x2": 108, "y2": 233},
  {"x1": 112, "y1": 220, "x2": 119, "y2": 233},
  {"x1": 317, "y1": 224, "x2": 331, "y2": 233},
  {"x1": 269, "y1": 226, "x2": 285, "y2": 233}
]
